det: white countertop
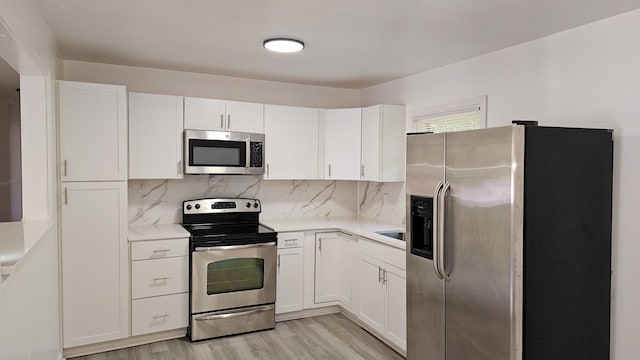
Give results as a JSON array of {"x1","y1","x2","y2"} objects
[
  {"x1": 127, "y1": 218, "x2": 405, "y2": 249},
  {"x1": 0, "y1": 220, "x2": 52, "y2": 284},
  {"x1": 261, "y1": 216, "x2": 406, "y2": 249},
  {"x1": 128, "y1": 224, "x2": 190, "y2": 241}
]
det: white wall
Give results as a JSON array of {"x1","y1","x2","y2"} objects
[
  {"x1": 0, "y1": 227, "x2": 60, "y2": 360},
  {"x1": 0, "y1": 0, "x2": 61, "y2": 359},
  {"x1": 362, "y1": 9, "x2": 640, "y2": 359},
  {"x1": 63, "y1": 60, "x2": 361, "y2": 108}
]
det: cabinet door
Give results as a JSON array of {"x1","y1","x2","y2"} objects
[
  {"x1": 184, "y1": 97, "x2": 225, "y2": 130},
  {"x1": 276, "y1": 247, "x2": 304, "y2": 314},
  {"x1": 314, "y1": 232, "x2": 341, "y2": 303},
  {"x1": 129, "y1": 93, "x2": 184, "y2": 179},
  {"x1": 338, "y1": 233, "x2": 355, "y2": 309},
  {"x1": 59, "y1": 81, "x2": 127, "y2": 181},
  {"x1": 264, "y1": 105, "x2": 319, "y2": 179},
  {"x1": 385, "y1": 264, "x2": 407, "y2": 350},
  {"x1": 324, "y1": 108, "x2": 361, "y2": 180},
  {"x1": 361, "y1": 105, "x2": 381, "y2": 181},
  {"x1": 357, "y1": 254, "x2": 385, "y2": 333},
  {"x1": 61, "y1": 182, "x2": 128, "y2": 347},
  {"x1": 225, "y1": 100, "x2": 264, "y2": 133}
]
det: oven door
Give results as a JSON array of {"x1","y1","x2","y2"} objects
[{"x1": 191, "y1": 242, "x2": 276, "y2": 314}]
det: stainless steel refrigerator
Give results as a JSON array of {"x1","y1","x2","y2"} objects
[{"x1": 406, "y1": 125, "x2": 612, "y2": 360}]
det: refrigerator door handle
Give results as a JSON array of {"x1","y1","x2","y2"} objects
[
  {"x1": 438, "y1": 182, "x2": 451, "y2": 281},
  {"x1": 433, "y1": 181, "x2": 445, "y2": 280}
]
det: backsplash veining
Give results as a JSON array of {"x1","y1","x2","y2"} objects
[
  {"x1": 129, "y1": 176, "x2": 359, "y2": 225},
  {"x1": 129, "y1": 175, "x2": 406, "y2": 226},
  {"x1": 358, "y1": 181, "x2": 405, "y2": 226}
]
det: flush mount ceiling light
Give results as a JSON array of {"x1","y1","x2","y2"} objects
[{"x1": 263, "y1": 38, "x2": 305, "y2": 53}]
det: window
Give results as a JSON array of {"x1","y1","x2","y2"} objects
[{"x1": 411, "y1": 96, "x2": 487, "y2": 133}]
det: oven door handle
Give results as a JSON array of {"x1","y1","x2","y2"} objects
[
  {"x1": 193, "y1": 305, "x2": 274, "y2": 321},
  {"x1": 194, "y1": 241, "x2": 276, "y2": 252}
]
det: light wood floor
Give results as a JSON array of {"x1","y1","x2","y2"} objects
[{"x1": 71, "y1": 314, "x2": 404, "y2": 360}]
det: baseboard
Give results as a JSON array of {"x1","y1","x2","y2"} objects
[
  {"x1": 275, "y1": 305, "x2": 341, "y2": 322},
  {"x1": 63, "y1": 328, "x2": 187, "y2": 358}
]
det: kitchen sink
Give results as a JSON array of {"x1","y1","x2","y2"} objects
[{"x1": 375, "y1": 231, "x2": 405, "y2": 241}]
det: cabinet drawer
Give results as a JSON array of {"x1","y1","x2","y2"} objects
[
  {"x1": 131, "y1": 257, "x2": 188, "y2": 299},
  {"x1": 277, "y1": 231, "x2": 304, "y2": 249},
  {"x1": 359, "y1": 237, "x2": 406, "y2": 270},
  {"x1": 131, "y1": 293, "x2": 188, "y2": 336},
  {"x1": 131, "y1": 238, "x2": 189, "y2": 260}
]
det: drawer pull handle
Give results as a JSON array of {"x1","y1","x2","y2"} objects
[
  {"x1": 153, "y1": 313, "x2": 170, "y2": 319},
  {"x1": 284, "y1": 239, "x2": 297, "y2": 243},
  {"x1": 152, "y1": 249, "x2": 170, "y2": 254},
  {"x1": 152, "y1": 277, "x2": 170, "y2": 281}
]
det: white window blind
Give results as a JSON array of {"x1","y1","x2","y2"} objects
[{"x1": 411, "y1": 96, "x2": 486, "y2": 134}]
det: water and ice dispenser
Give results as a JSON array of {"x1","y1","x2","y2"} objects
[{"x1": 410, "y1": 195, "x2": 434, "y2": 260}]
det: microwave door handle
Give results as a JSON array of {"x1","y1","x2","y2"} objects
[{"x1": 246, "y1": 140, "x2": 251, "y2": 168}]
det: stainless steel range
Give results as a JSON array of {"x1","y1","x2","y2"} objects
[{"x1": 182, "y1": 198, "x2": 277, "y2": 341}]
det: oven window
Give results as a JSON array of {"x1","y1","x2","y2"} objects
[{"x1": 206, "y1": 258, "x2": 264, "y2": 295}]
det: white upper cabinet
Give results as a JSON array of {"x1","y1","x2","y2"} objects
[
  {"x1": 264, "y1": 105, "x2": 319, "y2": 180},
  {"x1": 58, "y1": 81, "x2": 127, "y2": 181},
  {"x1": 324, "y1": 108, "x2": 362, "y2": 180},
  {"x1": 184, "y1": 97, "x2": 264, "y2": 133},
  {"x1": 128, "y1": 93, "x2": 184, "y2": 179},
  {"x1": 225, "y1": 100, "x2": 264, "y2": 133},
  {"x1": 361, "y1": 105, "x2": 406, "y2": 182},
  {"x1": 183, "y1": 97, "x2": 225, "y2": 131}
]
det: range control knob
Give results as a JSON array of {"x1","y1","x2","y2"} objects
[
  {"x1": 195, "y1": 204, "x2": 201, "y2": 210},
  {"x1": 186, "y1": 204, "x2": 192, "y2": 210},
  {"x1": 253, "y1": 202, "x2": 259, "y2": 208},
  {"x1": 246, "y1": 202, "x2": 251, "y2": 208}
]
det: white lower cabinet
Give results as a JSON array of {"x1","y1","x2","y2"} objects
[
  {"x1": 61, "y1": 181, "x2": 128, "y2": 348},
  {"x1": 338, "y1": 233, "x2": 355, "y2": 309},
  {"x1": 384, "y1": 264, "x2": 407, "y2": 348},
  {"x1": 357, "y1": 238, "x2": 407, "y2": 350},
  {"x1": 130, "y1": 238, "x2": 189, "y2": 336},
  {"x1": 131, "y1": 293, "x2": 188, "y2": 336},
  {"x1": 357, "y1": 254, "x2": 386, "y2": 333},
  {"x1": 276, "y1": 232, "x2": 304, "y2": 314},
  {"x1": 315, "y1": 232, "x2": 341, "y2": 303}
]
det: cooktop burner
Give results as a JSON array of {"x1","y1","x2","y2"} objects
[{"x1": 181, "y1": 198, "x2": 276, "y2": 247}]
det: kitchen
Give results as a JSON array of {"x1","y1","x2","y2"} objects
[{"x1": 0, "y1": 1, "x2": 639, "y2": 359}]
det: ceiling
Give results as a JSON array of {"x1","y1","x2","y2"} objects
[{"x1": 35, "y1": 0, "x2": 640, "y2": 89}]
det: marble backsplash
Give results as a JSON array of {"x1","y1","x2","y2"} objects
[
  {"x1": 128, "y1": 175, "x2": 405, "y2": 226},
  {"x1": 358, "y1": 181, "x2": 405, "y2": 226}
]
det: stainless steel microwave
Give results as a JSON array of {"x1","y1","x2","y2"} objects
[{"x1": 184, "y1": 129, "x2": 265, "y2": 175}]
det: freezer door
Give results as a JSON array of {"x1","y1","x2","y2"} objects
[
  {"x1": 443, "y1": 126, "x2": 524, "y2": 360},
  {"x1": 406, "y1": 133, "x2": 445, "y2": 360}
]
